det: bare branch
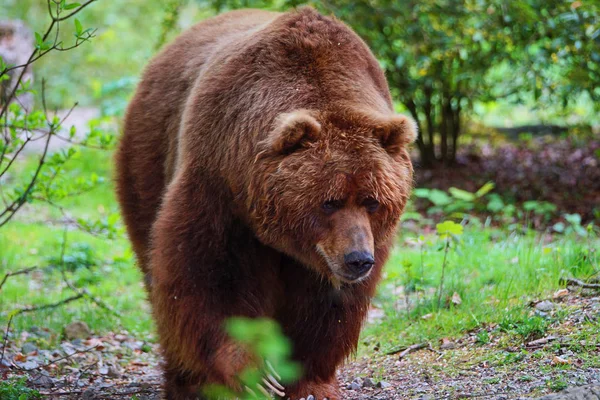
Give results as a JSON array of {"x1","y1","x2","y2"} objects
[
  {"x1": 0, "y1": 314, "x2": 13, "y2": 366},
  {"x1": 0, "y1": 266, "x2": 38, "y2": 292},
  {"x1": 562, "y1": 277, "x2": 600, "y2": 290}
]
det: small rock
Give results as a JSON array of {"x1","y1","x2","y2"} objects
[
  {"x1": 19, "y1": 360, "x2": 39, "y2": 370},
  {"x1": 108, "y1": 366, "x2": 120, "y2": 377},
  {"x1": 64, "y1": 321, "x2": 91, "y2": 340},
  {"x1": 535, "y1": 300, "x2": 555, "y2": 312},
  {"x1": 363, "y1": 377, "x2": 376, "y2": 388},
  {"x1": 81, "y1": 388, "x2": 96, "y2": 400},
  {"x1": 21, "y1": 342, "x2": 38, "y2": 354},
  {"x1": 440, "y1": 338, "x2": 456, "y2": 350},
  {"x1": 31, "y1": 374, "x2": 53, "y2": 388},
  {"x1": 377, "y1": 381, "x2": 391, "y2": 389},
  {"x1": 351, "y1": 381, "x2": 362, "y2": 390}
]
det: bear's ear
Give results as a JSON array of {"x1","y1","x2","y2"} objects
[
  {"x1": 373, "y1": 114, "x2": 417, "y2": 155},
  {"x1": 262, "y1": 110, "x2": 321, "y2": 154}
]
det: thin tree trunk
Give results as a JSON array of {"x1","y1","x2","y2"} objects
[
  {"x1": 450, "y1": 99, "x2": 461, "y2": 163},
  {"x1": 405, "y1": 100, "x2": 428, "y2": 166},
  {"x1": 440, "y1": 93, "x2": 449, "y2": 164},
  {"x1": 423, "y1": 87, "x2": 436, "y2": 162}
]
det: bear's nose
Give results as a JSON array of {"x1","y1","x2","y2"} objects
[{"x1": 344, "y1": 251, "x2": 375, "y2": 278}]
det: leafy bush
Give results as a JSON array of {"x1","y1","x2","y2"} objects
[
  {"x1": 202, "y1": 317, "x2": 300, "y2": 399},
  {"x1": 0, "y1": 377, "x2": 41, "y2": 400}
]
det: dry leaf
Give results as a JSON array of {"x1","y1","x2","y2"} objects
[
  {"x1": 451, "y1": 292, "x2": 462, "y2": 306},
  {"x1": 551, "y1": 356, "x2": 570, "y2": 365},
  {"x1": 553, "y1": 288, "x2": 569, "y2": 299}
]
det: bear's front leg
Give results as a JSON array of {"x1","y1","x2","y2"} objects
[
  {"x1": 276, "y1": 263, "x2": 375, "y2": 400},
  {"x1": 150, "y1": 172, "x2": 282, "y2": 399}
]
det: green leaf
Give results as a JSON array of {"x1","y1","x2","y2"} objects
[
  {"x1": 436, "y1": 220, "x2": 463, "y2": 239},
  {"x1": 448, "y1": 187, "x2": 475, "y2": 202},
  {"x1": 427, "y1": 189, "x2": 453, "y2": 206},
  {"x1": 475, "y1": 181, "x2": 495, "y2": 197},
  {"x1": 34, "y1": 32, "x2": 44, "y2": 49},
  {"x1": 64, "y1": 2, "x2": 81, "y2": 10},
  {"x1": 74, "y1": 19, "x2": 83, "y2": 36}
]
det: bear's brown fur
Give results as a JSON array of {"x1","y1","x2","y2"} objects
[{"x1": 115, "y1": 7, "x2": 415, "y2": 400}]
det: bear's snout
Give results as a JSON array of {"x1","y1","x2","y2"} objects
[{"x1": 344, "y1": 251, "x2": 375, "y2": 280}]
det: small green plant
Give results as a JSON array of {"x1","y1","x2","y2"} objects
[
  {"x1": 435, "y1": 220, "x2": 463, "y2": 309},
  {"x1": 475, "y1": 330, "x2": 490, "y2": 345},
  {"x1": 499, "y1": 310, "x2": 549, "y2": 342},
  {"x1": 548, "y1": 378, "x2": 568, "y2": 392},
  {"x1": 523, "y1": 201, "x2": 558, "y2": 223},
  {"x1": 202, "y1": 317, "x2": 300, "y2": 400},
  {"x1": 0, "y1": 377, "x2": 41, "y2": 400}
]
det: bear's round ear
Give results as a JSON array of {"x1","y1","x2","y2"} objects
[
  {"x1": 261, "y1": 110, "x2": 321, "y2": 154},
  {"x1": 373, "y1": 114, "x2": 417, "y2": 155}
]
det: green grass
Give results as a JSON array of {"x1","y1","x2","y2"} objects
[
  {"x1": 0, "y1": 149, "x2": 153, "y2": 341},
  {"x1": 1, "y1": 149, "x2": 598, "y2": 353},
  {"x1": 363, "y1": 221, "x2": 599, "y2": 352}
]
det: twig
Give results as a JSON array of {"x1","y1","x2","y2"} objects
[
  {"x1": 0, "y1": 266, "x2": 38, "y2": 291},
  {"x1": 451, "y1": 391, "x2": 512, "y2": 399},
  {"x1": 427, "y1": 342, "x2": 443, "y2": 356},
  {"x1": 14, "y1": 293, "x2": 85, "y2": 316},
  {"x1": 525, "y1": 335, "x2": 558, "y2": 348},
  {"x1": 385, "y1": 344, "x2": 408, "y2": 355},
  {"x1": 394, "y1": 342, "x2": 429, "y2": 359},
  {"x1": 0, "y1": 314, "x2": 14, "y2": 366},
  {"x1": 38, "y1": 390, "x2": 84, "y2": 397},
  {"x1": 0, "y1": 82, "x2": 54, "y2": 228},
  {"x1": 562, "y1": 277, "x2": 600, "y2": 290}
]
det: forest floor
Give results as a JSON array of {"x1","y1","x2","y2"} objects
[{"x1": 2, "y1": 290, "x2": 599, "y2": 400}]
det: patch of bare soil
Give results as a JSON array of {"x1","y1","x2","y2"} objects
[{"x1": 1, "y1": 293, "x2": 599, "y2": 399}]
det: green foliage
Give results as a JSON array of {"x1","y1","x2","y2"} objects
[
  {"x1": 548, "y1": 378, "x2": 569, "y2": 392},
  {"x1": 413, "y1": 182, "x2": 497, "y2": 219},
  {"x1": 499, "y1": 309, "x2": 549, "y2": 341},
  {"x1": 475, "y1": 329, "x2": 491, "y2": 345},
  {"x1": 0, "y1": 377, "x2": 41, "y2": 400},
  {"x1": 202, "y1": 317, "x2": 301, "y2": 399}
]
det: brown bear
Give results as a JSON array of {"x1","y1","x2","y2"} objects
[{"x1": 115, "y1": 7, "x2": 415, "y2": 400}]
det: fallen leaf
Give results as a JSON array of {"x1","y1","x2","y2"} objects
[
  {"x1": 451, "y1": 292, "x2": 462, "y2": 306},
  {"x1": 551, "y1": 356, "x2": 570, "y2": 365},
  {"x1": 553, "y1": 288, "x2": 569, "y2": 299}
]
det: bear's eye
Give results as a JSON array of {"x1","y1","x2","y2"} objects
[
  {"x1": 363, "y1": 197, "x2": 380, "y2": 213},
  {"x1": 322, "y1": 199, "x2": 344, "y2": 214}
]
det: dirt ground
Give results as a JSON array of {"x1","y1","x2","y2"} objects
[{"x1": 2, "y1": 291, "x2": 599, "y2": 400}]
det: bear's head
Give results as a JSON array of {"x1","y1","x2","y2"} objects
[{"x1": 250, "y1": 107, "x2": 416, "y2": 287}]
